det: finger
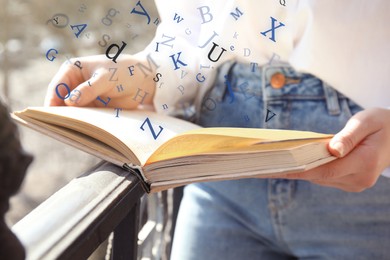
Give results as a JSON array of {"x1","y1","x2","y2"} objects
[
  {"x1": 328, "y1": 109, "x2": 380, "y2": 157},
  {"x1": 309, "y1": 171, "x2": 376, "y2": 192},
  {"x1": 92, "y1": 95, "x2": 140, "y2": 109},
  {"x1": 45, "y1": 62, "x2": 83, "y2": 106},
  {"x1": 281, "y1": 155, "x2": 349, "y2": 180},
  {"x1": 64, "y1": 68, "x2": 115, "y2": 107},
  {"x1": 309, "y1": 179, "x2": 358, "y2": 192}
]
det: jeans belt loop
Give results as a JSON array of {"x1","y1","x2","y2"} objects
[{"x1": 322, "y1": 81, "x2": 341, "y2": 116}]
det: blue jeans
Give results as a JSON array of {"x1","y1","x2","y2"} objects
[{"x1": 171, "y1": 62, "x2": 390, "y2": 259}]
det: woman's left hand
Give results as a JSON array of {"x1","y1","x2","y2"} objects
[{"x1": 281, "y1": 108, "x2": 390, "y2": 192}]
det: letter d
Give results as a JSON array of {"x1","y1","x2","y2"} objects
[
  {"x1": 244, "y1": 48, "x2": 251, "y2": 57},
  {"x1": 106, "y1": 41, "x2": 127, "y2": 63}
]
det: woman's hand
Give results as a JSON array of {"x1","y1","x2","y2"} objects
[
  {"x1": 282, "y1": 108, "x2": 390, "y2": 192},
  {"x1": 44, "y1": 53, "x2": 156, "y2": 109}
]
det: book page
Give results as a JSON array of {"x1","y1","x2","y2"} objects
[
  {"x1": 147, "y1": 128, "x2": 332, "y2": 164},
  {"x1": 180, "y1": 127, "x2": 332, "y2": 140},
  {"x1": 15, "y1": 107, "x2": 199, "y2": 166}
]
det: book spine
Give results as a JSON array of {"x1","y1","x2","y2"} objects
[{"x1": 122, "y1": 163, "x2": 151, "y2": 193}]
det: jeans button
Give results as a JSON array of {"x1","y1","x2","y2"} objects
[{"x1": 270, "y1": 72, "x2": 285, "y2": 89}]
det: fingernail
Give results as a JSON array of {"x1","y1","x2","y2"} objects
[
  {"x1": 332, "y1": 141, "x2": 344, "y2": 157},
  {"x1": 68, "y1": 90, "x2": 82, "y2": 104}
]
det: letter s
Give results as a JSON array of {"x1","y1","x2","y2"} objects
[
  {"x1": 98, "y1": 34, "x2": 111, "y2": 47},
  {"x1": 153, "y1": 73, "x2": 162, "y2": 82}
]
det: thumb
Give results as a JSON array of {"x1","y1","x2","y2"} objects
[{"x1": 329, "y1": 110, "x2": 375, "y2": 158}]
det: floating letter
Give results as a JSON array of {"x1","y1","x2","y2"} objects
[
  {"x1": 109, "y1": 68, "x2": 119, "y2": 81},
  {"x1": 260, "y1": 17, "x2": 285, "y2": 42},
  {"x1": 198, "y1": 31, "x2": 218, "y2": 48},
  {"x1": 153, "y1": 73, "x2": 162, "y2": 82},
  {"x1": 70, "y1": 23, "x2": 87, "y2": 38},
  {"x1": 173, "y1": 13, "x2": 184, "y2": 23},
  {"x1": 198, "y1": 6, "x2": 213, "y2": 24},
  {"x1": 140, "y1": 117, "x2": 164, "y2": 140},
  {"x1": 207, "y1": 42, "x2": 226, "y2": 62},
  {"x1": 46, "y1": 48, "x2": 58, "y2": 62},
  {"x1": 96, "y1": 96, "x2": 111, "y2": 106},
  {"x1": 170, "y1": 52, "x2": 188, "y2": 70},
  {"x1": 130, "y1": 1, "x2": 151, "y2": 24},
  {"x1": 132, "y1": 88, "x2": 149, "y2": 104},
  {"x1": 106, "y1": 41, "x2": 127, "y2": 63},
  {"x1": 230, "y1": 7, "x2": 243, "y2": 20},
  {"x1": 265, "y1": 109, "x2": 276, "y2": 122},
  {"x1": 55, "y1": 83, "x2": 71, "y2": 100}
]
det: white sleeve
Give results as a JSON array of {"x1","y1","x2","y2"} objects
[{"x1": 143, "y1": 0, "x2": 236, "y2": 116}]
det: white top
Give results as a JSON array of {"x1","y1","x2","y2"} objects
[{"x1": 144, "y1": 0, "x2": 390, "y2": 114}]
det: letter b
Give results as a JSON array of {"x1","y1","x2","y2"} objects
[{"x1": 198, "y1": 6, "x2": 213, "y2": 24}]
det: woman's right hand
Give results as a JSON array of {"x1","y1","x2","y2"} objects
[{"x1": 44, "y1": 53, "x2": 156, "y2": 109}]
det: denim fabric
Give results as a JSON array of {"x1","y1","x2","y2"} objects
[{"x1": 171, "y1": 62, "x2": 390, "y2": 260}]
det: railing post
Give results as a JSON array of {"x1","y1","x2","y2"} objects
[{"x1": 111, "y1": 199, "x2": 140, "y2": 260}]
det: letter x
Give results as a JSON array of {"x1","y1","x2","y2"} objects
[{"x1": 260, "y1": 17, "x2": 285, "y2": 42}]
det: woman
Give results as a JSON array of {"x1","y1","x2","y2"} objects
[{"x1": 45, "y1": 1, "x2": 390, "y2": 258}]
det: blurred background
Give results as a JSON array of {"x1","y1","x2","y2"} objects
[{"x1": 0, "y1": 0, "x2": 158, "y2": 227}]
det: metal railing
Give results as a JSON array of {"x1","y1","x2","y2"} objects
[{"x1": 11, "y1": 161, "x2": 175, "y2": 260}]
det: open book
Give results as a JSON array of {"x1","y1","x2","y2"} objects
[{"x1": 12, "y1": 107, "x2": 336, "y2": 193}]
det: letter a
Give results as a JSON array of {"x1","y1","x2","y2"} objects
[{"x1": 70, "y1": 23, "x2": 87, "y2": 38}]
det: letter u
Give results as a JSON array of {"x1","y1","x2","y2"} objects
[{"x1": 207, "y1": 42, "x2": 226, "y2": 62}]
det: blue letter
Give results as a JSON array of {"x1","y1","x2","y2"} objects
[
  {"x1": 46, "y1": 48, "x2": 58, "y2": 62},
  {"x1": 260, "y1": 17, "x2": 285, "y2": 42},
  {"x1": 197, "y1": 6, "x2": 213, "y2": 24},
  {"x1": 196, "y1": 73, "x2": 206, "y2": 82},
  {"x1": 230, "y1": 7, "x2": 243, "y2": 20},
  {"x1": 115, "y1": 108, "x2": 122, "y2": 117},
  {"x1": 70, "y1": 23, "x2": 87, "y2": 38},
  {"x1": 173, "y1": 13, "x2": 184, "y2": 23},
  {"x1": 169, "y1": 52, "x2": 188, "y2": 70},
  {"x1": 130, "y1": 1, "x2": 151, "y2": 24},
  {"x1": 55, "y1": 83, "x2": 71, "y2": 100},
  {"x1": 224, "y1": 75, "x2": 234, "y2": 103},
  {"x1": 140, "y1": 117, "x2": 164, "y2": 140},
  {"x1": 96, "y1": 96, "x2": 111, "y2": 106}
]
